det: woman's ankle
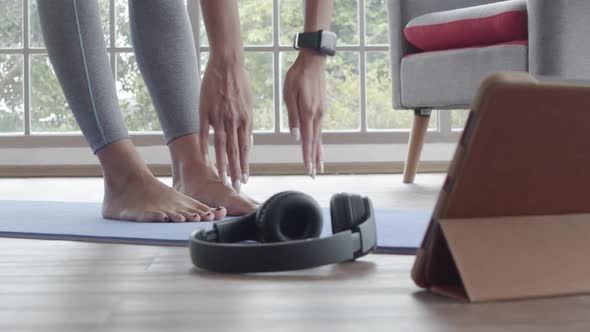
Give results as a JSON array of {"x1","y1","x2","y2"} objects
[
  {"x1": 168, "y1": 133, "x2": 209, "y2": 182},
  {"x1": 96, "y1": 139, "x2": 153, "y2": 192},
  {"x1": 168, "y1": 133, "x2": 207, "y2": 164}
]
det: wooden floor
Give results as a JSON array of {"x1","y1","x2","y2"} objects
[{"x1": 1, "y1": 174, "x2": 590, "y2": 331}]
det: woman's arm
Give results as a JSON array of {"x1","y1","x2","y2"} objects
[
  {"x1": 200, "y1": 0, "x2": 244, "y2": 63},
  {"x1": 199, "y1": 0, "x2": 253, "y2": 192},
  {"x1": 284, "y1": 0, "x2": 334, "y2": 178},
  {"x1": 303, "y1": 0, "x2": 334, "y2": 32}
]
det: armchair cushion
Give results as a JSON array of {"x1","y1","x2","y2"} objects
[
  {"x1": 400, "y1": 42, "x2": 528, "y2": 108},
  {"x1": 404, "y1": 0, "x2": 527, "y2": 52}
]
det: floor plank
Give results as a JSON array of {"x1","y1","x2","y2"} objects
[{"x1": 1, "y1": 174, "x2": 588, "y2": 331}]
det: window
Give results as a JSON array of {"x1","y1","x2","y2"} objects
[{"x1": 0, "y1": 0, "x2": 466, "y2": 145}]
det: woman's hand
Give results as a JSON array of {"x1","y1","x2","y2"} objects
[
  {"x1": 283, "y1": 49, "x2": 326, "y2": 178},
  {"x1": 199, "y1": 56, "x2": 254, "y2": 193}
]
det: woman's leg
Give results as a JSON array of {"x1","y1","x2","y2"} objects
[
  {"x1": 37, "y1": 0, "x2": 224, "y2": 222},
  {"x1": 128, "y1": 0, "x2": 256, "y2": 215},
  {"x1": 38, "y1": 0, "x2": 127, "y2": 151}
]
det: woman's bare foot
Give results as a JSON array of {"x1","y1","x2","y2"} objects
[
  {"x1": 98, "y1": 139, "x2": 225, "y2": 222},
  {"x1": 169, "y1": 134, "x2": 258, "y2": 216}
]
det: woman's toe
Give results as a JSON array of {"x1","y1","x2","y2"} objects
[
  {"x1": 211, "y1": 206, "x2": 227, "y2": 220},
  {"x1": 139, "y1": 211, "x2": 169, "y2": 223},
  {"x1": 201, "y1": 210, "x2": 215, "y2": 221},
  {"x1": 181, "y1": 211, "x2": 201, "y2": 222},
  {"x1": 167, "y1": 212, "x2": 186, "y2": 223}
]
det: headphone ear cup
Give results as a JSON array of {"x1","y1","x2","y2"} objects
[
  {"x1": 330, "y1": 193, "x2": 367, "y2": 234},
  {"x1": 256, "y1": 191, "x2": 323, "y2": 243}
]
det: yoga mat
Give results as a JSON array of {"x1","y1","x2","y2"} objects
[{"x1": 0, "y1": 201, "x2": 431, "y2": 254}]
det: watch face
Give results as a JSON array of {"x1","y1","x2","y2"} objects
[
  {"x1": 320, "y1": 31, "x2": 337, "y2": 55},
  {"x1": 320, "y1": 32, "x2": 337, "y2": 49}
]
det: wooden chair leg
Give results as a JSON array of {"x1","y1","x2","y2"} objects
[{"x1": 403, "y1": 109, "x2": 431, "y2": 184}]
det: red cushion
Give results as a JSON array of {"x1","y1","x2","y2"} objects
[{"x1": 404, "y1": 0, "x2": 528, "y2": 52}]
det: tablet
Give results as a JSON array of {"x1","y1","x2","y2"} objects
[{"x1": 411, "y1": 72, "x2": 590, "y2": 295}]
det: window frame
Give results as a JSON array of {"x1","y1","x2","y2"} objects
[{"x1": 0, "y1": 0, "x2": 462, "y2": 150}]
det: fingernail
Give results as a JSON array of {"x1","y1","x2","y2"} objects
[
  {"x1": 233, "y1": 179, "x2": 242, "y2": 193},
  {"x1": 206, "y1": 212, "x2": 213, "y2": 217},
  {"x1": 311, "y1": 167, "x2": 317, "y2": 179},
  {"x1": 291, "y1": 128, "x2": 301, "y2": 142},
  {"x1": 306, "y1": 161, "x2": 313, "y2": 177},
  {"x1": 203, "y1": 154, "x2": 209, "y2": 165},
  {"x1": 320, "y1": 161, "x2": 325, "y2": 174},
  {"x1": 221, "y1": 171, "x2": 228, "y2": 185},
  {"x1": 242, "y1": 173, "x2": 249, "y2": 184},
  {"x1": 250, "y1": 134, "x2": 254, "y2": 146},
  {"x1": 215, "y1": 206, "x2": 224, "y2": 211}
]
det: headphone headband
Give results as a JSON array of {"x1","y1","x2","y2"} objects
[
  {"x1": 189, "y1": 194, "x2": 377, "y2": 273},
  {"x1": 191, "y1": 230, "x2": 359, "y2": 273}
]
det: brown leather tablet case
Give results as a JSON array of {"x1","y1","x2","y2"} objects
[{"x1": 411, "y1": 72, "x2": 590, "y2": 302}]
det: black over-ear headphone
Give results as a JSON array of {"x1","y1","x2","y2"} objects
[{"x1": 190, "y1": 191, "x2": 377, "y2": 273}]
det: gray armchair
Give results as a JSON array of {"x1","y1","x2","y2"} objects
[{"x1": 388, "y1": 0, "x2": 590, "y2": 183}]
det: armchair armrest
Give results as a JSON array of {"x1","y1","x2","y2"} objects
[
  {"x1": 528, "y1": 0, "x2": 590, "y2": 79},
  {"x1": 387, "y1": 0, "x2": 504, "y2": 108}
]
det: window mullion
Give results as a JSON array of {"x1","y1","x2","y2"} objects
[
  {"x1": 196, "y1": 46, "x2": 380, "y2": 52},
  {"x1": 272, "y1": 0, "x2": 280, "y2": 133},
  {"x1": 23, "y1": 0, "x2": 30, "y2": 135},
  {"x1": 359, "y1": 0, "x2": 366, "y2": 133}
]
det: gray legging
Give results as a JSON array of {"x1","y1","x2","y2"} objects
[{"x1": 38, "y1": 0, "x2": 201, "y2": 153}]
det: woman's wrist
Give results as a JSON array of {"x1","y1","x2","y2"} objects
[
  {"x1": 297, "y1": 48, "x2": 327, "y2": 67},
  {"x1": 210, "y1": 47, "x2": 245, "y2": 67}
]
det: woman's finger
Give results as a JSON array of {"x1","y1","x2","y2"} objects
[
  {"x1": 199, "y1": 111, "x2": 210, "y2": 165},
  {"x1": 225, "y1": 118, "x2": 242, "y2": 193},
  {"x1": 317, "y1": 143, "x2": 324, "y2": 174},
  {"x1": 283, "y1": 81, "x2": 301, "y2": 142},
  {"x1": 314, "y1": 119, "x2": 324, "y2": 174},
  {"x1": 214, "y1": 126, "x2": 228, "y2": 184},
  {"x1": 299, "y1": 105, "x2": 315, "y2": 178},
  {"x1": 238, "y1": 120, "x2": 251, "y2": 184}
]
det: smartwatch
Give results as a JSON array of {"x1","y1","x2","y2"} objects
[{"x1": 293, "y1": 30, "x2": 337, "y2": 56}]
